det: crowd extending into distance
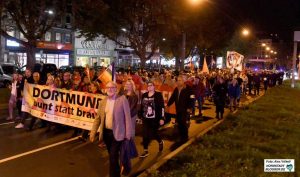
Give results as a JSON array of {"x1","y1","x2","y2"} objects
[{"x1": 6, "y1": 66, "x2": 284, "y2": 177}]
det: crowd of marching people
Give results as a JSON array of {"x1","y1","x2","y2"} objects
[{"x1": 6, "y1": 65, "x2": 284, "y2": 177}]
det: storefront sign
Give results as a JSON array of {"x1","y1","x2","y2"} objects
[
  {"x1": 76, "y1": 49, "x2": 111, "y2": 56},
  {"x1": 36, "y1": 41, "x2": 73, "y2": 51},
  {"x1": 74, "y1": 33, "x2": 116, "y2": 50}
]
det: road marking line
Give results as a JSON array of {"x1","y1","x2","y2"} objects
[
  {"x1": 0, "y1": 121, "x2": 15, "y2": 126},
  {"x1": 0, "y1": 136, "x2": 79, "y2": 164}
]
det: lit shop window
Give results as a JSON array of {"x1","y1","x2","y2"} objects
[
  {"x1": 45, "y1": 32, "x2": 51, "y2": 41},
  {"x1": 56, "y1": 33, "x2": 61, "y2": 42},
  {"x1": 65, "y1": 33, "x2": 71, "y2": 43}
]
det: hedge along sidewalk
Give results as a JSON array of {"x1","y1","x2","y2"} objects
[
  {"x1": 139, "y1": 91, "x2": 264, "y2": 177},
  {"x1": 0, "y1": 88, "x2": 10, "y2": 110},
  {"x1": 146, "y1": 81, "x2": 300, "y2": 177}
]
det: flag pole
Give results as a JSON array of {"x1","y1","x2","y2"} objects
[{"x1": 112, "y1": 62, "x2": 115, "y2": 82}]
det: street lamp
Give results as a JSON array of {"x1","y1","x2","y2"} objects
[
  {"x1": 45, "y1": 10, "x2": 54, "y2": 15},
  {"x1": 189, "y1": 0, "x2": 204, "y2": 5},
  {"x1": 266, "y1": 47, "x2": 270, "y2": 51},
  {"x1": 261, "y1": 43, "x2": 266, "y2": 47},
  {"x1": 242, "y1": 28, "x2": 250, "y2": 36}
]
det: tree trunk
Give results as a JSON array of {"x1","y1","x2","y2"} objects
[
  {"x1": 175, "y1": 57, "x2": 181, "y2": 70},
  {"x1": 140, "y1": 58, "x2": 146, "y2": 69},
  {"x1": 25, "y1": 44, "x2": 36, "y2": 70}
]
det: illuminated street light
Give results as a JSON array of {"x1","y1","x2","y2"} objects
[
  {"x1": 242, "y1": 29, "x2": 250, "y2": 36},
  {"x1": 274, "y1": 52, "x2": 277, "y2": 54},
  {"x1": 266, "y1": 47, "x2": 270, "y2": 51},
  {"x1": 121, "y1": 28, "x2": 127, "y2": 32},
  {"x1": 261, "y1": 43, "x2": 266, "y2": 47},
  {"x1": 45, "y1": 10, "x2": 54, "y2": 15},
  {"x1": 162, "y1": 38, "x2": 166, "y2": 41},
  {"x1": 265, "y1": 55, "x2": 269, "y2": 58},
  {"x1": 189, "y1": 0, "x2": 204, "y2": 5}
]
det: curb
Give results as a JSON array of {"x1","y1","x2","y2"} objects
[
  {"x1": 0, "y1": 104, "x2": 8, "y2": 110},
  {"x1": 138, "y1": 93, "x2": 264, "y2": 177}
]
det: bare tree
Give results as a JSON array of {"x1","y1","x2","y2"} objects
[{"x1": 0, "y1": 0, "x2": 66, "y2": 69}]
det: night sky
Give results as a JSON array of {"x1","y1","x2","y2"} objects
[{"x1": 216, "y1": 0, "x2": 300, "y2": 41}]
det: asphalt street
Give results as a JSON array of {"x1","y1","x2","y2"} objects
[{"x1": 0, "y1": 95, "x2": 257, "y2": 177}]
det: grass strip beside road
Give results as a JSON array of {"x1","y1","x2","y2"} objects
[{"x1": 150, "y1": 81, "x2": 300, "y2": 177}]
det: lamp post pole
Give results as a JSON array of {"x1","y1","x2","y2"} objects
[
  {"x1": 180, "y1": 32, "x2": 186, "y2": 71},
  {"x1": 291, "y1": 41, "x2": 297, "y2": 88},
  {"x1": 292, "y1": 31, "x2": 300, "y2": 88}
]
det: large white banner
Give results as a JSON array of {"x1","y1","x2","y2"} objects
[
  {"x1": 226, "y1": 51, "x2": 244, "y2": 71},
  {"x1": 22, "y1": 83, "x2": 105, "y2": 130}
]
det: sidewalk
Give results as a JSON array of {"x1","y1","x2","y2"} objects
[{"x1": 137, "y1": 92, "x2": 264, "y2": 177}]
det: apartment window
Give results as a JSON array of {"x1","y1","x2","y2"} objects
[
  {"x1": 65, "y1": 33, "x2": 71, "y2": 43},
  {"x1": 55, "y1": 33, "x2": 61, "y2": 42},
  {"x1": 45, "y1": 32, "x2": 51, "y2": 41},
  {"x1": 66, "y1": 15, "x2": 71, "y2": 24}
]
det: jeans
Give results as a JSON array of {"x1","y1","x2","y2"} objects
[
  {"x1": 8, "y1": 95, "x2": 17, "y2": 119},
  {"x1": 192, "y1": 96, "x2": 203, "y2": 116},
  {"x1": 176, "y1": 112, "x2": 189, "y2": 142}
]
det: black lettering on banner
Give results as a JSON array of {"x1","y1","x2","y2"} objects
[
  {"x1": 86, "y1": 96, "x2": 96, "y2": 108},
  {"x1": 60, "y1": 92, "x2": 66, "y2": 102},
  {"x1": 31, "y1": 85, "x2": 104, "y2": 110},
  {"x1": 33, "y1": 87, "x2": 40, "y2": 97},
  {"x1": 52, "y1": 90, "x2": 60, "y2": 101},
  {"x1": 77, "y1": 95, "x2": 85, "y2": 106},
  {"x1": 41, "y1": 89, "x2": 51, "y2": 99},
  {"x1": 66, "y1": 93, "x2": 76, "y2": 104}
]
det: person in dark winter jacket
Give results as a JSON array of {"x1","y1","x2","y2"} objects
[
  {"x1": 212, "y1": 76, "x2": 227, "y2": 119},
  {"x1": 253, "y1": 73, "x2": 261, "y2": 95},
  {"x1": 228, "y1": 78, "x2": 240, "y2": 111},
  {"x1": 167, "y1": 75, "x2": 193, "y2": 143}
]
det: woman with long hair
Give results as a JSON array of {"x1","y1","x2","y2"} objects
[{"x1": 121, "y1": 79, "x2": 138, "y2": 137}]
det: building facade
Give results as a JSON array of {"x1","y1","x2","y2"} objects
[{"x1": 74, "y1": 32, "x2": 117, "y2": 67}]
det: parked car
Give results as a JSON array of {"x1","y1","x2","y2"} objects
[
  {"x1": 59, "y1": 65, "x2": 85, "y2": 74},
  {"x1": 0, "y1": 63, "x2": 19, "y2": 88}
]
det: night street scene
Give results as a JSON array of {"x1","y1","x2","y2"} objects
[{"x1": 0, "y1": 0, "x2": 300, "y2": 176}]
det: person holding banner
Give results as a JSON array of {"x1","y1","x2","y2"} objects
[
  {"x1": 60, "y1": 72, "x2": 72, "y2": 90},
  {"x1": 15, "y1": 69, "x2": 33, "y2": 129},
  {"x1": 28, "y1": 72, "x2": 46, "y2": 130},
  {"x1": 167, "y1": 75, "x2": 193, "y2": 144},
  {"x1": 139, "y1": 81, "x2": 165, "y2": 158},
  {"x1": 89, "y1": 81, "x2": 133, "y2": 177}
]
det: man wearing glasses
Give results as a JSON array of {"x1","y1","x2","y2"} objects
[{"x1": 90, "y1": 81, "x2": 132, "y2": 177}]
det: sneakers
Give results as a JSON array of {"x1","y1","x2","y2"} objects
[
  {"x1": 15, "y1": 123, "x2": 24, "y2": 129},
  {"x1": 139, "y1": 151, "x2": 149, "y2": 158},
  {"x1": 159, "y1": 140, "x2": 164, "y2": 152},
  {"x1": 6, "y1": 117, "x2": 13, "y2": 121}
]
